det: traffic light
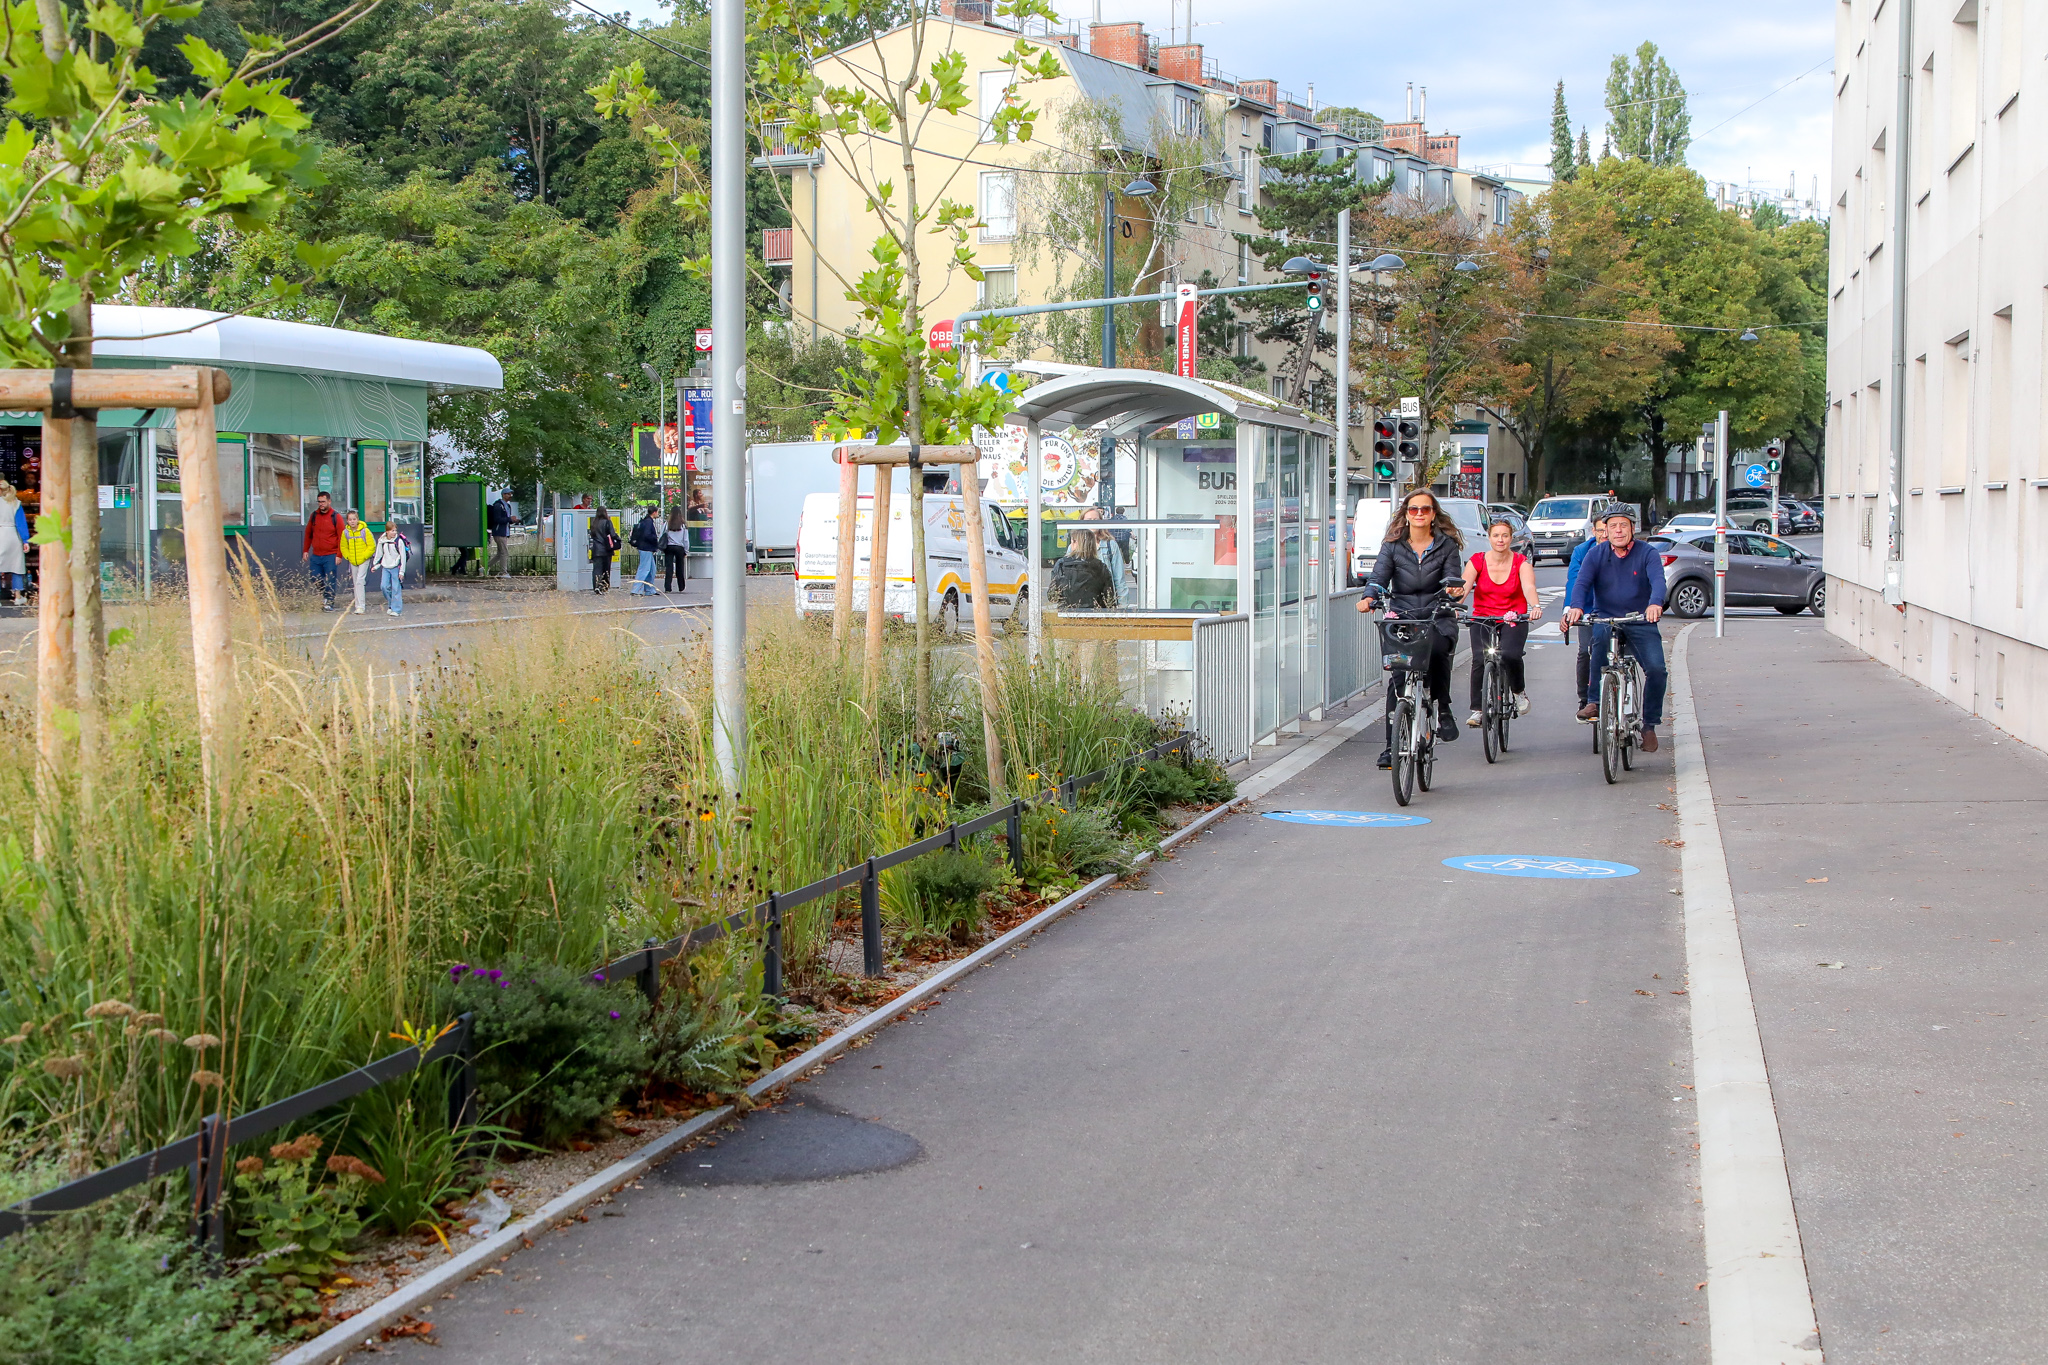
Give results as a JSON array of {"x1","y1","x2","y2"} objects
[
  {"x1": 1396, "y1": 418, "x2": 1421, "y2": 464},
  {"x1": 1305, "y1": 269, "x2": 1323, "y2": 312},
  {"x1": 1372, "y1": 418, "x2": 1398, "y2": 480},
  {"x1": 1765, "y1": 444, "x2": 1782, "y2": 476}
]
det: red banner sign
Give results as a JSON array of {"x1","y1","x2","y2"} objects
[{"x1": 1175, "y1": 283, "x2": 1198, "y2": 377}]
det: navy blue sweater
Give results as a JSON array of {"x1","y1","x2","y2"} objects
[{"x1": 1566, "y1": 539, "x2": 1666, "y2": 616}]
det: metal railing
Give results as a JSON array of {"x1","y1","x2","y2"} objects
[
  {"x1": 0, "y1": 732, "x2": 1199, "y2": 1248},
  {"x1": 1325, "y1": 587, "x2": 1373, "y2": 707},
  {"x1": 1191, "y1": 613, "x2": 1251, "y2": 764}
]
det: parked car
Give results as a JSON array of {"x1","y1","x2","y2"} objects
[
  {"x1": 1525, "y1": 493, "x2": 1606, "y2": 563},
  {"x1": 1478, "y1": 504, "x2": 1536, "y2": 559},
  {"x1": 1656, "y1": 531, "x2": 1825, "y2": 617},
  {"x1": 1656, "y1": 512, "x2": 1721, "y2": 536},
  {"x1": 795, "y1": 481, "x2": 1030, "y2": 630},
  {"x1": 1723, "y1": 496, "x2": 1785, "y2": 533},
  {"x1": 1352, "y1": 496, "x2": 1497, "y2": 581}
]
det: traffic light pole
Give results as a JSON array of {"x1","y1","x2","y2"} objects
[
  {"x1": 1334, "y1": 207, "x2": 1351, "y2": 588},
  {"x1": 1714, "y1": 409, "x2": 1729, "y2": 639}
]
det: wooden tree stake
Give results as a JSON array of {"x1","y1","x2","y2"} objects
[
  {"x1": 863, "y1": 467, "x2": 892, "y2": 696},
  {"x1": 832, "y1": 453, "x2": 857, "y2": 642},
  {"x1": 956, "y1": 462, "x2": 1006, "y2": 793},
  {"x1": 175, "y1": 372, "x2": 232, "y2": 795}
]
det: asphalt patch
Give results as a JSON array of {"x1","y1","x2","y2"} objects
[{"x1": 657, "y1": 1103, "x2": 922, "y2": 1186}]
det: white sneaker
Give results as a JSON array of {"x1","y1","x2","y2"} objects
[
  {"x1": 354, "y1": 606, "x2": 364, "y2": 615},
  {"x1": 1515, "y1": 693, "x2": 1531, "y2": 717},
  {"x1": 387, "y1": 608, "x2": 399, "y2": 616},
  {"x1": 1466, "y1": 710, "x2": 1482, "y2": 728}
]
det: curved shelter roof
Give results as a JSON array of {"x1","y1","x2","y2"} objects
[
  {"x1": 90, "y1": 306, "x2": 502, "y2": 393},
  {"x1": 1004, "y1": 369, "x2": 1332, "y2": 438}
]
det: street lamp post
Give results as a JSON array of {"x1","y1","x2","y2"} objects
[
  {"x1": 710, "y1": 0, "x2": 746, "y2": 792},
  {"x1": 640, "y1": 361, "x2": 663, "y2": 505},
  {"x1": 1101, "y1": 174, "x2": 1156, "y2": 368}
]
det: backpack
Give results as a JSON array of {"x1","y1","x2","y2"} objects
[{"x1": 1050, "y1": 555, "x2": 1108, "y2": 608}]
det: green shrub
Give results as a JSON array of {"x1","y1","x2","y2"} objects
[
  {"x1": 900, "y1": 846, "x2": 1010, "y2": 945},
  {"x1": 342, "y1": 1078, "x2": 522, "y2": 1236},
  {"x1": 0, "y1": 1197, "x2": 267, "y2": 1365},
  {"x1": 227, "y1": 1131, "x2": 379, "y2": 1335},
  {"x1": 1022, "y1": 803, "x2": 1132, "y2": 887},
  {"x1": 644, "y1": 947, "x2": 773, "y2": 1096},
  {"x1": 435, "y1": 958, "x2": 651, "y2": 1147}
]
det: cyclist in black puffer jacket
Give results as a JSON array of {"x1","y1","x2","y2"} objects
[{"x1": 1359, "y1": 488, "x2": 1467, "y2": 768}]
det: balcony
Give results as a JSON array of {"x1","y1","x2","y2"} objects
[
  {"x1": 761, "y1": 228, "x2": 793, "y2": 266},
  {"x1": 753, "y1": 121, "x2": 823, "y2": 169}
]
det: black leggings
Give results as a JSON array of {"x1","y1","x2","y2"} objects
[
  {"x1": 662, "y1": 545, "x2": 687, "y2": 591},
  {"x1": 1468, "y1": 621, "x2": 1528, "y2": 708},
  {"x1": 1383, "y1": 627, "x2": 1454, "y2": 741}
]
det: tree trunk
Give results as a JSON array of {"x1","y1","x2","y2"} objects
[{"x1": 898, "y1": 105, "x2": 931, "y2": 744}]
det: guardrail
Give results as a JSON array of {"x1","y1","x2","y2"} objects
[
  {"x1": 0, "y1": 731, "x2": 1199, "y2": 1250},
  {"x1": 1191, "y1": 614, "x2": 1251, "y2": 765},
  {"x1": 1325, "y1": 587, "x2": 1373, "y2": 707}
]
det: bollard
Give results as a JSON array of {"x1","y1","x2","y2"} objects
[
  {"x1": 448, "y1": 1012, "x2": 479, "y2": 1135},
  {"x1": 189, "y1": 1113, "x2": 225, "y2": 1259},
  {"x1": 637, "y1": 937, "x2": 662, "y2": 1008},
  {"x1": 764, "y1": 890, "x2": 783, "y2": 998},
  {"x1": 861, "y1": 858, "x2": 882, "y2": 977}
]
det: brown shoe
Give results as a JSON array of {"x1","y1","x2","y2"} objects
[
  {"x1": 1576, "y1": 702, "x2": 1599, "y2": 721},
  {"x1": 1639, "y1": 727, "x2": 1659, "y2": 753}
]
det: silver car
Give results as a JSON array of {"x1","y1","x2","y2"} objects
[{"x1": 1653, "y1": 531, "x2": 1826, "y2": 617}]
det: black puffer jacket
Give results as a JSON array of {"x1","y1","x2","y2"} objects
[{"x1": 1364, "y1": 533, "x2": 1464, "y2": 621}]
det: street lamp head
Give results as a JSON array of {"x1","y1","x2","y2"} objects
[
  {"x1": 1364, "y1": 253, "x2": 1406, "y2": 272},
  {"x1": 1123, "y1": 177, "x2": 1158, "y2": 197},
  {"x1": 1454, "y1": 259, "x2": 1481, "y2": 274},
  {"x1": 1738, "y1": 327, "x2": 1761, "y2": 342},
  {"x1": 1281, "y1": 255, "x2": 1321, "y2": 274},
  {"x1": 639, "y1": 362, "x2": 660, "y2": 384}
]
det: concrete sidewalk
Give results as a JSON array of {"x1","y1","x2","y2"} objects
[{"x1": 1686, "y1": 622, "x2": 2047, "y2": 1361}]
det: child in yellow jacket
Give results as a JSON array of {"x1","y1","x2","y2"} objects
[{"x1": 340, "y1": 509, "x2": 377, "y2": 615}]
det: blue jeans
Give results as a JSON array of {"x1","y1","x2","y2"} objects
[
  {"x1": 381, "y1": 565, "x2": 404, "y2": 613},
  {"x1": 308, "y1": 553, "x2": 337, "y2": 606},
  {"x1": 631, "y1": 551, "x2": 657, "y2": 594},
  {"x1": 1590, "y1": 621, "x2": 1668, "y2": 728}
]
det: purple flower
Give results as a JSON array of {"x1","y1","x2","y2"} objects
[
  {"x1": 608, "y1": 1011, "x2": 621, "y2": 1019},
  {"x1": 499, "y1": 981, "x2": 509, "y2": 989},
  {"x1": 591, "y1": 972, "x2": 606, "y2": 983},
  {"x1": 484, "y1": 969, "x2": 503, "y2": 982},
  {"x1": 449, "y1": 964, "x2": 470, "y2": 980}
]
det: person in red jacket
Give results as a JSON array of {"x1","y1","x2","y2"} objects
[{"x1": 301, "y1": 491, "x2": 343, "y2": 611}]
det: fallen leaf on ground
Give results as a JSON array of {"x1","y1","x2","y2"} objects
[
  {"x1": 1807, "y1": 877, "x2": 1828, "y2": 883},
  {"x1": 1635, "y1": 989, "x2": 1653, "y2": 996}
]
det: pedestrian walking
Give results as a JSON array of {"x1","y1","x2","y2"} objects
[
  {"x1": 662, "y1": 505, "x2": 688, "y2": 591},
  {"x1": 589, "y1": 507, "x2": 620, "y2": 593},
  {"x1": 488, "y1": 492, "x2": 513, "y2": 577},
  {"x1": 1049, "y1": 527, "x2": 1114, "y2": 608},
  {"x1": 628, "y1": 507, "x2": 660, "y2": 595},
  {"x1": 1564, "y1": 517, "x2": 1610, "y2": 719},
  {"x1": 340, "y1": 507, "x2": 377, "y2": 614},
  {"x1": 373, "y1": 524, "x2": 410, "y2": 616},
  {"x1": 1460, "y1": 516, "x2": 1541, "y2": 726},
  {"x1": 301, "y1": 490, "x2": 343, "y2": 610},
  {"x1": 0, "y1": 483, "x2": 27, "y2": 606}
]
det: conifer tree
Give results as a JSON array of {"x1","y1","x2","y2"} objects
[{"x1": 1548, "y1": 82, "x2": 1575, "y2": 184}]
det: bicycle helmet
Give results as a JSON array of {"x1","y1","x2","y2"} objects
[{"x1": 1599, "y1": 502, "x2": 1637, "y2": 524}]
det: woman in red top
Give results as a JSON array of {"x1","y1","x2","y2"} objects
[{"x1": 1460, "y1": 517, "x2": 1542, "y2": 727}]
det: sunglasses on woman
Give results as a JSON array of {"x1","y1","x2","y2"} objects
[{"x1": 1406, "y1": 505, "x2": 1435, "y2": 516}]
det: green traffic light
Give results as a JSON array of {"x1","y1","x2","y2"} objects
[{"x1": 1372, "y1": 458, "x2": 1396, "y2": 479}]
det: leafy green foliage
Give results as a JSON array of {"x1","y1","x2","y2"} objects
[
  {"x1": 437, "y1": 958, "x2": 651, "y2": 1147},
  {"x1": 899, "y1": 846, "x2": 1010, "y2": 946},
  {"x1": 229, "y1": 1132, "x2": 373, "y2": 1335},
  {"x1": 0, "y1": 1197, "x2": 266, "y2": 1365},
  {"x1": 643, "y1": 948, "x2": 772, "y2": 1096},
  {"x1": 1604, "y1": 41, "x2": 1690, "y2": 168}
]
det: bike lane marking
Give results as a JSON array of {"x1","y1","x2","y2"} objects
[
  {"x1": 1671, "y1": 623, "x2": 1823, "y2": 1365},
  {"x1": 1263, "y1": 810, "x2": 1430, "y2": 827},
  {"x1": 1441, "y1": 854, "x2": 1637, "y2": 879}
]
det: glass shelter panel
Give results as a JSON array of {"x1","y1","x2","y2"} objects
[
  {"x1": 248, "y1": 435, "x2": 299, "y2": 526},
  {"x1": 301, "y1": 437, "x2": 345, "y2": 516},
  {"x1": 359, "y1": 442, "x2": 389, "y2": 525}
]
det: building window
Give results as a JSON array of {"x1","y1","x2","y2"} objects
[
  {"x1": 979, "y1": 171, "x2": 1016, "y2": 241},
  {"x1": 1202, "y1": 200, "x2": 1218, "y2": 226},
  {"x1": 1238, "y1": 149, "x2": 1254, "y2": 210},
  {"x1": 247, "y1": 435, "x2": 300, "y2": 526},
  {"x1": 1261, "y1": 122, "x2": 1274, "y2": 151},
  {"x1": 1236, "y1": 239, "x2": 1250, "y2": 284},
  {"x1": 977, "y1": 267, "x2": 1016, "y2": 307},
  {"x1": 978, "y1": 71, "x2": 1014, "y2": 143},
  {"x1": 1174, "y1": 94, "x2": 1204, "y2": 138},
  {"x1": 1234, "y1": 323, "x2": 1253, "y2": 357},
  {"x1": 1373, "y1": 157, "x2": 1393, "y2": 184},
  {"x1": 1302, "y1": 135, "x2": 1318, "y2": 153},
  {"x1": 1493, "y1": 190, "x2": 1509, "y2": 225}
]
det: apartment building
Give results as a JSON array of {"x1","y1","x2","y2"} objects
[
  {"x1": 758, "y1": 5, "x2": 1522, "y2": 478},
  {"x1": 1826, "y1": 0, "x2": 2048, "y2": 747}
]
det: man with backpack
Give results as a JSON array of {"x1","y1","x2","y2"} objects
[
  {"x1": 301, "y1": 490, "x2": 344, "y2": 610},
  {"x1": 628, "y1": 507, "x2": 662, "y2": 595},
  {"x1": 488, "y1": 493, "x2": 514, "y2": 577}
]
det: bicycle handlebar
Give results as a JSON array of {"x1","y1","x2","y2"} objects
[{"x1": 1579, "y1": 612, "x2": 1646, "y2": 624}]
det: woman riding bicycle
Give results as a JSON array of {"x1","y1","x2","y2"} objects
[
  {"x1": 1461, "y1": 517, "x2": 1541, "y2": 728},
  {"x1": 1358, "y1": 489, "x2": 1466, "y2": 769}
]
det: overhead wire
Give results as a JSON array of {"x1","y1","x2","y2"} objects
[{"x1": 565, "y1": 0, "x2": 710, "y2": 71}]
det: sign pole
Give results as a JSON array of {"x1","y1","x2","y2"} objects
[
  {"x1": 710, "y1": 0, "x2": 747, "y2": 793},
  {"x1": 1334, "y1": 207, "x2": 1350, "y2": 588},
  {"x1": 1714, "y1": 409, "x2": 1729, "y2": 638}
]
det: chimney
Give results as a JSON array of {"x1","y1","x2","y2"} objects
[
  {"x1": 1306, "y1": 82, "x2": 1315, "y2": 111},
  {"x1": 1157, "y1": 43, "x2": 1204, "y2": 84},
  {"x1": 938, "y1": 0, "x2": 993, "y2": 21},
  {"x1": 1420, "y1": 85, "x2": 1427, "y2": 123},
  {"x1": 1405, "y1": 82, "x2": 1413, "y2": 120},
  {"x1": 1088, "y1": 21, "x2": 1147, "y2": 68}
]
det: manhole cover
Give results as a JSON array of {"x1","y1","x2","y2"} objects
[{"x1": 658, "y1": 1104, "x2": 921, "y2": 1186}]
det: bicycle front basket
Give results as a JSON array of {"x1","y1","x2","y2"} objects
[{"x1": 1378, "y1": 619, "x2": 1435, "y2": 672}]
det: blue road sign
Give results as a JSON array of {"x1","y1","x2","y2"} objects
[
  {"x1": 1263, "y1": 810, "x2": 1431, "y2": 828},
  {"x1": 1441, "y1": 854, "x2": 1640, "y2": 879},
  {"x1": 1743, "y1": 464, "x2": 1769, "y2": 488}
]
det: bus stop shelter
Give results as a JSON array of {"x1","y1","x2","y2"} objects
[{"x1": 1005, "y1": 370, "x2": 1369, "y2": 762}]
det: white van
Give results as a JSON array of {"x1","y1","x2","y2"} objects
[
  {"x1": 1526, "y1": 493, "x2": 1605, "y2": 564},
  {"x1": 794, "y1": 474, "x2": 1030, "y2": 630},
  {"x1": 747, "y1": 439, "x2": 871, "y2": 566},
  {"x1": 1352, "y1": 496, "x2": 1486, "y2": 580}
]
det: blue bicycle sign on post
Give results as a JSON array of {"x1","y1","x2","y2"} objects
[
  {"x1": 1743, "y1": 464, "x2": 1769, "y2": 488},
  {"x1": 1441, "y1": 855, "x2": 1640, "y2": 879}
]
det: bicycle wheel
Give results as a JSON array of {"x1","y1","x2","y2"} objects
[
  {"x1": 1391, "y1": 696, "x2": 1415, "y2": 806},
  {"x1": 1481, "y1": 663, "x2": 1500, "y2": 764},
  {"x1": 1599, "y1": 671, "x2": 1621, "y2": 785},
  {"x1": 1498, "y1": 689, "x2": 1513, "y2": 753},
  {"x1": 1416, "y1": 693, "x2": 1436, "y2": 791},
  {"x1": 1620, "y1": 663, "x2": 1640, "y2": 771}
]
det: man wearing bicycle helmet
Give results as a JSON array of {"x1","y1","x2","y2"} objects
[
  {"x1": 1359, "y1": 489, "x2": 1468, "y2": 767},
  {"x1": 1561, "y1": 503, "x2": 1667, "y2": 752}
]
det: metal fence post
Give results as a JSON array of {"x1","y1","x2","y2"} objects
[
  {"x1": 637, "y1": 937, "x2": 661, "y2": 1009},
  {"x1": 1006, "y1": 799, "x2": 1025, "y2": 876},
  {"x1": 860, "y1": 858, "x2": 882, "y2": 977},
  {"x1": 189, "y1": 1112, "x2": 224, "y2": 1259},
  {"x1": 763, "y1": 891, "x2": 782, "y2": 998},
  {"x1": 448, "y1": 1011, "x2": 478, "y2": 1135}
]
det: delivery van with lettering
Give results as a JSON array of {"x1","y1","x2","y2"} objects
[{"x1": 794, "y1": 472, "x2": 1030, "y2": 631}]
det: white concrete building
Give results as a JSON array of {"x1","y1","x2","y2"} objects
[{"x1": 1825, "y1": 0, "x2": 2048, "y2": 747}]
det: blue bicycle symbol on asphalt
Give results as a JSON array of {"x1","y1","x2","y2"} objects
[
  {"x1": 1441, "y1": 855, "x2": 1640, "y2": 879},
  {"x1": 1263, "y1": 810, "x2": 1432, "y2": 828}
]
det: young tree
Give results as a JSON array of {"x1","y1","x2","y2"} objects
[
  {"x1": 1605, "y1": 41, "x2": 1689, "y2": 168},
  {"x1": 0, "y1": 0, "x2": 343, "y2": 787},
  {"x1": 1574, "y1": 127, "x2": 1591, "y2": 171},
  {"x1": 1548, "y1": 81, "x2": 1575, "y2": 185}
]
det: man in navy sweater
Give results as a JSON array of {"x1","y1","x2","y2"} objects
[{"x1": 1561, "y1": 504, "x2": 1668, "y2": 753}]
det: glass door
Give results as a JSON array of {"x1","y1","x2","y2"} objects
[{"x1": 358, "y1": 442, "x2": 389, "y2": 528}]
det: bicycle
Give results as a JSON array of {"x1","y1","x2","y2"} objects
[
  {"x1": 1465, "y1": 614, "x2": 1523, "y2": 764},
  {"x1": 1373, "y1": 589, "x2": 1461, "y2": 807},
  {"x1": 1582, "y1": 613, "x2": 1647, "y2": 784}
]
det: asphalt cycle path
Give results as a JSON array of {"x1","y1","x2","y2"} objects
[{"x1": 390, "y1": 622, "x2": 1704, "y2": 1365}]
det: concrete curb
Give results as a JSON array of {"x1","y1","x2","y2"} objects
[
  {"x1": 284, "y1": 791, "x2": 1254, "y2": 1364},
  {"x1": 274, "y1": 1104, "x2": 734, "y2": 1365},
  {"x1": 1671, "y1": 624, "x2": 1824, "y2": 1365}
]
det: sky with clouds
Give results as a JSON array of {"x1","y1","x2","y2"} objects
[{"x1": 610, "y1": 0, "x2": 1836, "y2": 210}]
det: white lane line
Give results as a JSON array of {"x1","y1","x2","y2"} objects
[{"x1": 1671, "y1": 624, "x2": 1824, "y2": 1365}]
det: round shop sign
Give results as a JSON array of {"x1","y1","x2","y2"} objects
[
  {"x1": 1263, "y1": 810, "x2": 1430, "y2": 827},
  {"x1": 1441, "y1": 855, "x2": 1639, "y2": 880}
]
